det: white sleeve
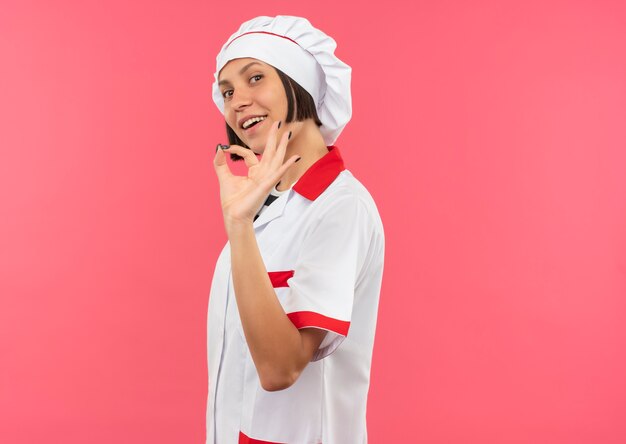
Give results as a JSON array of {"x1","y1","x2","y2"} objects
[{"x1": 282, "y1": 194, "x2": 373, "y2": 361}]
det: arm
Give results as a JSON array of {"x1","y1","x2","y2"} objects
[
  {"x1": 213, "y1": 122, "x2": 327, "y2": 391},
  {"x1": 227, "y1": 219, "x2": 328, "y2": 392}
]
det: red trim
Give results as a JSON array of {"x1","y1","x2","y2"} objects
[
  {"x1": 239, "y1": 431, "x2": 285, "y2": 444},
  {"x1": 287, "y1": 311, "x2": 350, "y2": 336},
  {"x1": 267, "y1": 270, "x2": 294, "y2": 288},
  {"x1": 293, "y1": 146, "x2": 345, "y2": 201},
  {"x1": 226, "y1": 31, "x2": 300, "y2": 49}
]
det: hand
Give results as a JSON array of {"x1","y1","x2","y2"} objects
[{"x1": 213, "y1": 121, "x2": 300, "y2": 228}]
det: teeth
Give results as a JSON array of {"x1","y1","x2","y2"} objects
[{"x1": 242, "y1": 116, "x2": 267, "y2": 129}]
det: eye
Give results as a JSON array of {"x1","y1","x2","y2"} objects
[
  {"x1": 250, "y1": 74, "x2": 263, "y2": 83},
  {"x1": 222, "y1": 89, "x2": 233, "y2": 99}
]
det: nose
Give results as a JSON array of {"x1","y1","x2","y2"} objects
[{"x1": 231, "y1": 88, "x2": 252, "y2": 111}]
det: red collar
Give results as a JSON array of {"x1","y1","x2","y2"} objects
[{"x1": 292, "y1": 146, "x2": 345, "y2": 201}]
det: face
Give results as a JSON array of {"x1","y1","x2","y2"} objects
[{"x1": 218, "y1": 58, "x2": 289, "y2": 153}]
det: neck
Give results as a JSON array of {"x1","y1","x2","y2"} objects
[{"x1": 276, "y1": 121, "x2": 328, "y2": 191}]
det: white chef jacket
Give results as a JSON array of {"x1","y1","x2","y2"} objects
[{"x1": 206, "y1": 146, "x2": 385, "y2": 444}]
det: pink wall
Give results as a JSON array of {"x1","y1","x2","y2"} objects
[{"x1": 1, "y1": 0, "x2": 625, "y2": 442}]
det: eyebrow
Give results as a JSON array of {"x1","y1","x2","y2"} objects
[{"x1": 218, "y1": 62, "x2": 264, "y2": 87}]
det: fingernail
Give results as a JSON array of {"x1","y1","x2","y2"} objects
[
  {"x1": 295, "y1": 156, "x2": 301, "y2": 163},
  {"x1": 288, "y1": 131, "x2": 292, "y2": 140},
  {"x1": 278, "y1": 121, "x2": 282, "y2": 129},
  {"x1": 215, "y1": 143, "x2": 221, "y2": 153}
]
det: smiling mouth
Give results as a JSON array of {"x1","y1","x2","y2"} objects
[{"x1": 242, "y1": 115, "x2": 268, "y2": 130}]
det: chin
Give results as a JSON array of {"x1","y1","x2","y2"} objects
[{"x1": 247, "y1": 142, "x2": 265, "y2": 154}]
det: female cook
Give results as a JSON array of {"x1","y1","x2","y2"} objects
[{"x1": 207, "y1": 15, "x2": 385, "y2": 444}]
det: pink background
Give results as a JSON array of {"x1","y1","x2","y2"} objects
[{"x1": 1, "y1": 0, "x2": 625, "y2": 443}]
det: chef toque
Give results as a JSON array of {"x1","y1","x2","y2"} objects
[{"x1": 212, "y1": 15, "x2": 352, "y2": 146}]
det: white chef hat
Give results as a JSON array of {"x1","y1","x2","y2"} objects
[{"x1": 212, "y1": 15, "x2": 352, "y2": 146}]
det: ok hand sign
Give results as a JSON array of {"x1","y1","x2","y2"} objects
[{"x1": 213, "y1": 121, "x2": 300, "y2": 228}]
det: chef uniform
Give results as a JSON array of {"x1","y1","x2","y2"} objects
[{"x1": 207, "y1": 16, "x2": 385, "y2": 444}]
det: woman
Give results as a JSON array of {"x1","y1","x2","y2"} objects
[{"x1": 207, "y1": 15, "x2": 385, "y2": 444}]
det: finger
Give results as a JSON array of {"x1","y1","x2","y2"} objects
[
  {"x1": 270, "y1": 154, "x2": 301, "y2": 185},
  {"x1": 213, "y1": 146, "x2": 233, "y2": 184},
  {"x1": 271, "y1": 129, "x2": 291, "y2": 171},
  {"x1": 261, "y1": 120, "x2": 280, "y2": 165},
  {"x1": 222, "y1": 145, "x2": 259, "y2": 168}
]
